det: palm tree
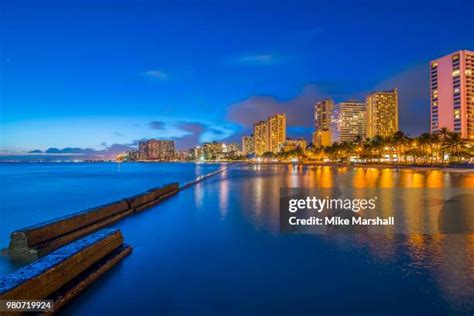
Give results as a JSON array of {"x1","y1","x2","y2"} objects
[
  {"x1": 429, "y1": 133, "x2": 440, "y2": 164},
  {"x1": 392, "y1": 131, "x2": 410, "y2": 164},
  {"x1": 416, "y1": 133, "x2": 431, "y2": 164},
  {"x1": 443, "y1": 132, "x2": 466, "y2": 163},
  {"x1": 405, "y1": 148, "x2": 425, "y2": 164},
  {"x1": 438, "y1": 127, "x2": 450, "y2": 164},
  {"x1": 341, "y1": 141, "x2": 356, "y2": 162},
  {"x1": 324, "y1": 144, "x2": 338, "y2": 161},
  {"x1": 371, "y1": 135, "x2": 384, "y2": 162}
]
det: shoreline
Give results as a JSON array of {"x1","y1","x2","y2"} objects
[
  {"x1": 241, "y1": 161, "x2": 474, "y2": 173},
  {"x1": 1, "y1": 160, "x2": 473, "y2": 173}
]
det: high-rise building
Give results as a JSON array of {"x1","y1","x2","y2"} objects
[
  {"x1": 192, "y1": 146, "x2": 203, "y2": 160},
  {"x1": 313, "y1": 100, "x2": 334, "y2": 146},
  {"x1": 430, "y1": 50, "x2": 474, "y2": 139},
  {"x1": 314, "y1": 100, "x2": 334, "y2": 131},
  {"x1": 225, "y1": 143, "x2": 241, "y2": 155},
  {"x1": 252, "y1": 113, "x2": 287, "y2": 156},
  {"x1": 202, "y1": 142, "x2": 225, "y2": 160},
  {"x1": 330, "y1": 101, "x2": 366, "y2": 143},
  {"x1": 366, "y1": 89, "x2": 399, "y2": 138},
  {"x1": 242, "y1": 135, "x2": 254, "y2": 155},
  {"x1": 254, "y1": 121, "x2": 269, "y2": 156},
  {"x1": 138, "y1": 141, "x2": 148, "y2": 160},
  {"x1": 268, "y1": 113, "x2": 286, "y2": 153},
  {"x1": 138, "y1": 139, "x2": 175, "y2": 160}
]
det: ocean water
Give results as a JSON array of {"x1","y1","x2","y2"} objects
[
  {"x1": 0, "y1": 162, "x2": 225, "y2": 273},
  {"x1": 2, "y1": 163, "x2": 474, "y2": 315},
  {"x1": 57, "y1": 164, "x2": 473, "y2": 316}
]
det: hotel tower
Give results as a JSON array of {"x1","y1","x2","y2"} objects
[
  {"x1": 242, "y1": 135, "x2": 255, "y2": 155},
  {"x1": 430, "y1": 50, "x2": 474, "y2": 139},
  {"x1": 253, "y1": 120, "x2": 269, "y2": 156},
  {"x1": 313, "y1": 99, "x2": 334, "y2": 146},
  {"x1": 252, "y1": 113, "x2": 287, "y2": 156},
  {"x1": 268, "y1": 113, "x2": 286, "y2": 153},
  {"x1": 366, "y1": 89, "x2": 399, "y2": 138},
  {"x1": 138, "y1": 139, "x2": 175, "y2": 160},
  {"x1": 330, "y1": 101, "x2": 366, "y2": 143}
]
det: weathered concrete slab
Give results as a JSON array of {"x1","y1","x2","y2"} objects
[
  {"x1": 51, "y1": 244, "x2": 132, "y2": 313},
  {"x1": 6, "y1": 183, "x2": 179, "y2": 260},
  {"x1": 126, "y1": 191, "x2": 157, "y2": 209},
  {"x1": 135, "y1": 184, "x2": 179, "y2": 212},
  {"x1": 127, "y1": 183, "x2": 179, "y2": 211},
  {"x1": 10, "y1": 200, "x2": 130, "y2": 249},
  {"x1": 0, "y1": 229, "x2": 126, "y2": 300},
  {"x1": 147, "y1": 183, "x2": 179, "y2": 198},
  {"x1": 0, "y1": 229, "x2": 131, "y2": 315}
]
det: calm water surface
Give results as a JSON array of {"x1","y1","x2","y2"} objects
[
  {"x1": 2, "y1": 163, "x2": 474, "y2": 315},
  {"x1": 0, "y1": 162, "x2": 224, "y2": 273},
  {"x1": 57, "y1": 164, "x2": 473, "y2": 316}
]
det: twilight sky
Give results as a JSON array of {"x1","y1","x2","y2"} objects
[{"x1": 1, "y1": 0, "x2": 473, "y2": 152}]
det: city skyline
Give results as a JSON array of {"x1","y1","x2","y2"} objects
[
  {"x1": 1, "y1": 1, "x2": 473, "y2": 153},
  {"x1": 1, "y1": 76, "x2": 469, "y2": 159}
]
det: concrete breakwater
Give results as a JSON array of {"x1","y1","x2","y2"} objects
[
  {"x1": 0, "y1": 164, "x2": 231, "y2": 312},
  {"x1": 0, "y1": 229, "x2": 131, "y2": 314},
  {"x1": 181, "y1": 164, "x2": 232, "y2": 190},
  {"x1": 4, "y1": 164, "x2": 232, "y2": 261},
  {"x1": 6, "y1": 183, "x2": 179, "y2": 261}
]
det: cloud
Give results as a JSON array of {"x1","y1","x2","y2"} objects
[
  {"x1": 144, "y1": 70, "x2": 169, "y2": 79},
  {"x1": 169, "y1": 121, "x2": 233, "y2": 150},
  {"x1": 227, "y1": 81, "x2": 367, "y2": 132},
  {"x1": 149, "y1": 121, "x2": 166, "y2": 130},
  {"x1": 105, "y1": 143, "x2": 136, "y2": 155},
  {"x1": 171, "y1": 122, "x2": 210, "y2": 150},
  {"x1": 113, "y1": 131, "x2": 125, "y2": 137},
  {"x1": 228, "y1": 54, "x2": 280, "y2": 66},
  {"x1": 227, "y1": 85, "x2": 331, "y2": 129},
  {"x1": 227, "y1": 64, "x2": 431, "y2": 140}
]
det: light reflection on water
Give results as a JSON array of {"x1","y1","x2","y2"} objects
[
  {"x1": 1, "y1": 163, "x2": 473, "y2": 315},
  {"x1": 222, "y1": 164, "x2": 474, "y2": 312}
]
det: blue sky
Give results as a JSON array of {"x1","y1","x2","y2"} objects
[{"x1": 1, "y1": 0, "x2": 473, "y2": 152}]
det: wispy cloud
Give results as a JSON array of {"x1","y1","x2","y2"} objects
[
  {"x1": 149, "y1": 121, "x2": 166, "y2": 130},
  {"x1": 228, "y1": 54, "x2": 280, "y2": 66},
  {"x1": 144, "y1": 121, "x2": 233, "y2": 149},
  {"x1": 144, "y1": 70, "x2": 169, "y2": 79},
  {"x1": 227, "y1": 83, "x2": 362, "y2": 129}
]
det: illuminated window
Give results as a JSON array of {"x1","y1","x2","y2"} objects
[
  {"x1": 466, "y1": 69, "x2": 473, "y2": 76},
  {"x1": 452, "y1": 69, "x2": 460, "y2": 77},
  {"x1": 453, "y1": 55, "x2": 459, "y2": 60},
  {"x1": 431, "y1": 62, "x2": 438, "y2": 68},
  {"x1": 454, "y1": 109, "x2": 461, "y2": 119},
  {"x1": 454, "y1": 88, "x2": 460, "y2": 93}
]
